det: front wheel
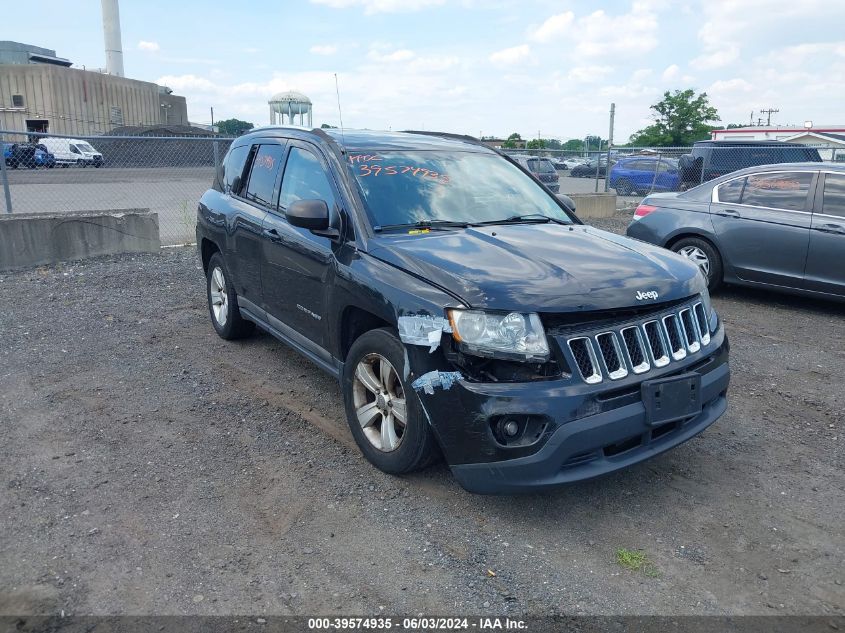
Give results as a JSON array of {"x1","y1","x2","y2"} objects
[
  {"x1": 672, "y1": 237, "x2": 723, "y2": 292},
  {"x1": 206, "y1": 252, "x2": 254, "y2": 340},
  {"x1": 342, "y1": 328, "x2": 439, "y2": 474}
]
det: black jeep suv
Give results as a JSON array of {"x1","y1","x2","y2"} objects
[{"x1": 196, "y1": 128, "x2": 730, "y2": 494}]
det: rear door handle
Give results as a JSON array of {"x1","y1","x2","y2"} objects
[
  {"x1": 262, "y1": 228, "x2": 283, "y2": 243},
  {"x1": 816, "y1": 222, "x2": 845, "y2": 235},
  {"x1": 715, "y1": 209, "x2": 740, "y2": 218}
]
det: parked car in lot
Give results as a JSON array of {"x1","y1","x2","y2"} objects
[
  {"x1": 627, "y1": 163, "x2": 845, "y2": 300},
  {"x1": 34, "y1": 144, "x2": 56, "y2": 168},
  {"x1": 39, "y1": 137, "x2": 104, "y2": 167},
  {"x1": 510, "y1": 155, "x2": 560, "y2": 192},
  {"x1": 197, "y1": 127, "x2": 729, "y2": 494},
  {"x1": 570, "y1": 158, "x2": 607, "y2": 178},
  {"x1": 610, "y1": 156, "x2": 681, "y2": 195},
  {"x1": 561, "y1": 157, "x2": 587, "y2": 170},
  {"x1": 678, "y1": 141, "x2": 821, "y2": 189},
  {"x1": 2, "y1": 142, "x2": 54, "y2": 169}
]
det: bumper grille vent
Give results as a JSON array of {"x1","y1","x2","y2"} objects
[{"x1": 564, "y1": 301, "x2": 711, "y2": 384}]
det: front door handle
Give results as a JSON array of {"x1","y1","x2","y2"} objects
[
  {"x1": 816, "y1": 222, "x2": 845, "y2": 235},
  {"x1": 262, "y1": 228, "x2": 283, "y2": 243},
  {"x1": 715, "y1": 209, "x2": 740, "y2": 218}
]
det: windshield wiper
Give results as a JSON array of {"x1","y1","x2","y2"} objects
[
  {"x1": 373, "y1": 220, "x2": 470, "y2": 233},
  {"x1": 476, "y1": 213, "x2": 570, "y2": 226}
]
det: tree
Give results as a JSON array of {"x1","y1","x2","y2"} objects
[
  {"x1": 562, "y1": 139, "x2": 584, "y2": 152},
  {"x1": 321, "y1": 123, "x2": 338, "y2": 129},
  {"x1": 215, "y1": 118, "x2": 254, "y2": 136},
  {"x1": 628, "y1": 89, "x2": 720, "y2": 147},
  {"x1": 526, "y1": 138, "x2": 546, "y2": 150},
  {"x1": 502, "y1": 132, "x2": 522, "y2": 149}
]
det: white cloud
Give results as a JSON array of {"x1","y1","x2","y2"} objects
[
  {"x1": 310, "y1": 0, "x2": 445, "y2": 14},
  {"x1": 367, "y1": 48, "x2": 415, "y2": 62},
  {"x1": 243, "y1": 47, "x2": 260, "y2": 54},
  {"x1": 567, "y1": 65, "x2": 613, "y2": 83},
  {"x1": 690, "y1": 46, "x2": 739, "y2": 70},
  {"x1": 155, "y1": 74, "x2": 218, "y2": 92},
  {"x1": 489, "y1": 44, "x2": 531, "y2": 66},
  {"x1": 661, "y1": 64, "x2": 680, "y2": 81},
  {"x1": 137, "y1": 41, "x2": 160, "y2": 52},
  {"x1": 310, "y1": 44, "x2": 338, "y2": 56},
  {"x1": 631, "y1": 68, "x2": 652, "y2": 82},
  {"x1": 530, "y1": 12, "x2": 574, "y2": 43}
]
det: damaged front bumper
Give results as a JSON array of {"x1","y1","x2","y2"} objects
[{"x1": 406, "y1": 325, "x2": 730, "y2": 495}]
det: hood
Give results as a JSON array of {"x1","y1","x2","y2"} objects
[{"x1": 368, "y1": 224, "x2": 704, "y2": 312}]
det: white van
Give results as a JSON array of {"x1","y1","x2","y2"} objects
[{"x1": 40, "y1": 138, "x2": 104, "y2": 168}]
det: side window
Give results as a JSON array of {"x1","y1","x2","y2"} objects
[
  {"x1": 741, "y1": 172, "x2": 814, "y2": 211},
  {"x1": 717, "y1": 177, "x2": 745, "y2": 203},
  {"x1": 278, "y1": 147, "x2": 337, "y2": 211},
  {"x1": 822, "y1": 174, "x2": 845, "y2": 218},
  {"x1": 70, "y1": 145, "x2": 81, "y2": 154},
  {"x1": 222, "y1": 145, "x2": 249, "y2": 194},
  {"x1": 244, "y1": 144, "x2": 285, "y2": 207}
]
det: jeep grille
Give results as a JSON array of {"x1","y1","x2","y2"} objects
[{"x1": 564, "y1": 301, "x2": 711, "y2": 384}]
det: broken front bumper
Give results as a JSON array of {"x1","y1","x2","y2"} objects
[{"x1": 410, "y1": 330, "x2": 730, "y2": 495}]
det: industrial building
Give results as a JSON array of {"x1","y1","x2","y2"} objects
[{"x1": 0, "y1": 1, "x2": 187, "y2": 136}]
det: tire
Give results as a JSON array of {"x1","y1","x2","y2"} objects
[
  {"x1": 616, "y1": 179, "x2": 634, "y2": 196},
  {"x1": 342, "y1": 328, "x2": 439, "y2": 475},
  {"x1": 206, "y1": 252, "x2": 255, "y2": 340},
  {"x1": 671, "y1": 237, "x2": 723, "y2": 292}
]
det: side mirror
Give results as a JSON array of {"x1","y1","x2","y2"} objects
[
  {"x1": 286, "y1": 199, "x2": 330, "y2": 231},
  {"x1": 230, "y1": 175, "x2": 241, "y2": 194}
]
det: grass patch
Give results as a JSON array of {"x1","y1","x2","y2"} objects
[{"x1": 615, "y1": 548, "x2": 660, "y2": 577}]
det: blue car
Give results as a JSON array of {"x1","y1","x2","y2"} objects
[
  {"x1": 609, "y1": 156, "x2": 681, "y2": 196},
  {"x1": 2, "y1": 142, "x2": 55, "y2": 168}
]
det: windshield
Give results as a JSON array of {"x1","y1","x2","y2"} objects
[
  {"x1": 77, "y1": 143, "x2": 96, "y2": 153},
  {"x1": 348, "y1": 151, "x2": 571, "y2": 228}
]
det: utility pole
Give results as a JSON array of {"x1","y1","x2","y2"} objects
[
  {"x1": 760, "y1": 107, "x2": 779, "y2": 126},
  {"x1": 604, "y1": 102, "x2": 615, "y2": 192},
  {"x1": 210, "y1": 107, "x2": 214, "y2": 128}
]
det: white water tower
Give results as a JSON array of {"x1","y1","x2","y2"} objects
[{"x1": 269, "y1": 91, "x2": 313, "y2": 126}]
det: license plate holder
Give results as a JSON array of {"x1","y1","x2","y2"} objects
[{"x1": 641, "y1": 373, "x2": 702, "y2": 426}]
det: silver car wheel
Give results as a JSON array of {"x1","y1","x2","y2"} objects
[
  {"x1": 352, "y1": 353, "x2": 407, "y2": 452},
  {"x1": 678, "y1": 246, "x2": 711, "y2": 278},
  {"x1": 209, "y1": 266, "x2": 229, "y2": 327}
]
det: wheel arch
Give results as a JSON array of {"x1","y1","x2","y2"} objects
[
  {"x1": 339, "y1": 306, "x2": 392, "y2": 361},
  {"x1": 200, "y1": 238, "x2": 220, "y2": 274}
]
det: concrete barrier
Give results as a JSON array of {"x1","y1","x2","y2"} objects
[
  {"x1": 0, "y1": 209, "x2": 160, "y2": 271},
  {"x1": 562, "y1": 193, "x2": 617, "y2": 218}
]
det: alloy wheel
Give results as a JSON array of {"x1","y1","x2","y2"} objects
[
  {"x1": 209, "y1": 266, "x2": 229, "y2": 327},
  {"x1": 678, "y1": 245, "x2": 711, "y2": 278},
  {"x1": 352, "y1": 353, "x2": 407, "y2": 452}
]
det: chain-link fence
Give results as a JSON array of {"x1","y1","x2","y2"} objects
[
  {"x1": 2, "y1": 128, "x2": 843, "y2": 245},
  {"x1": 0, "y1": 129, "x2": 232, "y2": 245},
  {"x1": 505, "y1": 144, "x2": 843, "y2": 199}
]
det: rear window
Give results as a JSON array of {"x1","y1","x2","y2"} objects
[
  {"x1": 527, "y1": 158, "x2": 555, "y2": 173},
  {"x1": 822, "y1": 174, "x2": 845, "y2": 217},
  {"x1": 222, "y1": 145, "x2": 249, "y2": 193}
]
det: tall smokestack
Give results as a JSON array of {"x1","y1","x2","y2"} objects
[{"x1": 101, "y1": 0, "x2": 124, "y2": 77}]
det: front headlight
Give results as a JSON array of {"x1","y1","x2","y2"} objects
[{"x1": 447, "y1": 309, "x2": 549, "y2": 361}]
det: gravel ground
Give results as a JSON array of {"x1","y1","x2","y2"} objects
[{"x1": 1, "y1": 220, "x2": 843, "y2": 617}]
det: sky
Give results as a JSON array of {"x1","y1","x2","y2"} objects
[{"x1": 5, "y1": 0, "x2": 845, "y2": 142}]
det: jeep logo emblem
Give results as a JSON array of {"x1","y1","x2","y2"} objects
[{"x1": 636, "y1": 290, "x2": 659, "y2": 301}]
